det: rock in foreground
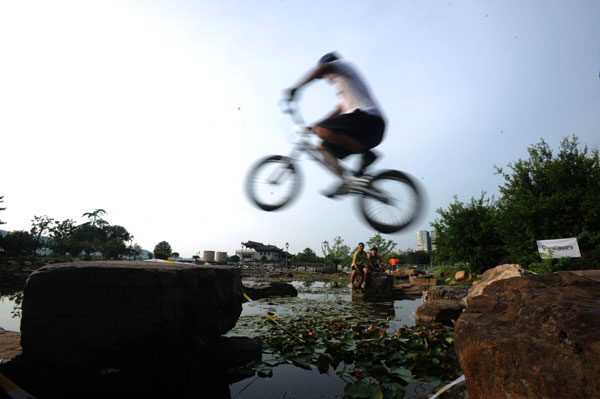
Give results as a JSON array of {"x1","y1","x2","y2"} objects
[
  {"x1": 461, "y1": 263, "x2": 531, "y2": 307},
  {"x1": 455, "y1": 271, "x2": 600, "y2": 399},
  {"x1": 242, "y1": 281, "x2": 298, "y2": 300},
  {"x1": 21, "y1": 261, "x2": 244, "y2": 366},
  {"x1": 415, "y1": 300, "x2": 462, "y2": 327},
  {"x1": 426, "y1": 286, "x2": 469, "y2": 302}
]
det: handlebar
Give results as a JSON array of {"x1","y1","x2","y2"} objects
[{"x1": 279, "y1": 99, "x2": 306, "y2": 127}]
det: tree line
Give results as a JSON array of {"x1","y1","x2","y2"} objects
[
  {"x1": 0, "y1": 209, "x2": 142, "y2": 260},
  {"x1": 292, "y1": 233, "x2": 430, "y2": 267},
  {"x1": 431, "y1": 136, "x2": 600, "y2": 273}
]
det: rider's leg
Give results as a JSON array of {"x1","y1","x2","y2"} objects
[
  {"x1": 355, "y1": 150, "x2": 379, "y2": 176},
  {"x1": 313, "y1": 126, "x2": 366, "y2": 153},
  {"x1": 317, "y1": 145, "x2": 345, "y2": 177}
]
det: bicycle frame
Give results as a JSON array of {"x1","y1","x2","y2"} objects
[{"x1": 279, "y1": 101, "x2": 392, "y2": 204}]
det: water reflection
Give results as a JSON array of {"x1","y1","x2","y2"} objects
[
  {"x1": 241, "y1": 281, "x2": 422, "y2": 328},
  {"x1": 230, "y1": 364, "x2": 345, "y2": 399},
  {"x1": 0, "y1": 273, "x2": 26, "y2": 332}
]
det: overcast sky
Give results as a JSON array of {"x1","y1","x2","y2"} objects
[{"x1": 1, "y1": 0, "x2": 599, "y2": 257}]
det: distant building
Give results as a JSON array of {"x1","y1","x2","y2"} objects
[
  {"x1": 417, "y1": 230, "x2": 432, "y2": 252},
  {"x1": 238, "y1": 240, "x2": 291, "y2": 262},
  {"x1": 430, "y1": 230, "x2": 437, "y2": 251}
]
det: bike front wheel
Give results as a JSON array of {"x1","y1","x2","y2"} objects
[
  {"x1": 358, "y1": 170, "x2": 423, "y2": 234},
  {"x1": 245, "y1": 155, "x2": 301, "y2": 211}
]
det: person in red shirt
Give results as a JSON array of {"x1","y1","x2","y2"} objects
[{"x1": 389, "y1": 255, "x2": 399, "y2": 271}]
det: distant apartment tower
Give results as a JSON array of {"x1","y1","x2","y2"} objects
[
  {"x1": 430, "y1": 230, "x2": 437, "y2": 251},
  {"x1": 417, "y1": 230, "x2": 432, "y2": 252}
]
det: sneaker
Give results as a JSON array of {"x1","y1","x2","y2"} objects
[
  {"x1": 354, "y1": 150, "x2": 379, "y2": 176},
  {"x1": 321, "y1": 180, "x2": 351, "y2": 198},
  {"x1": 361, "y1": 282, "x2": 366, "y2": 289}
]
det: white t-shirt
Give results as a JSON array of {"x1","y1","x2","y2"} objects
[{"x1": 329, "y1": 60, "x2": 383, "y2": 118}]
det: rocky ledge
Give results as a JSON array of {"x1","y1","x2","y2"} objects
[
  {"x1": 0, "y1": 261, "x2": 262, "y2": 398},
  {"x1": 455, "y1": 271, "x2": 600, "y2": 399}
]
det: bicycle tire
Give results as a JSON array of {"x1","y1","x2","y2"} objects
[
  {"x1": 358, "y1": 170, "x2": 422, "y2": 234},
  {"x1": 245, "y1": 155, "x2": 301, "y2": 211}
]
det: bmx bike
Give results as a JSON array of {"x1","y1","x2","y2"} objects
[{"x1": 245, "y1": 100, "x2": 423, "y2": 234}]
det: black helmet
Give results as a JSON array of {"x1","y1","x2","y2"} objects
[{"x1": 318, "y1": 51, "x2": 340, "y2": 65}]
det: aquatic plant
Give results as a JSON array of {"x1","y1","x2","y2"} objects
[{"x1": 231, "y1": 294, "x2": 461, "y2": 398}]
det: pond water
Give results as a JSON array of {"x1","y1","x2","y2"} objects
[
  {"x1": 228, "y1": 280, "x2": 427, "y2": 398},
  {"x1": 0, "y1": 296, "x2": 21, "y2": 332},
  {"x1": 0, "y1": 279, "x2": 429, "y2": 398}
]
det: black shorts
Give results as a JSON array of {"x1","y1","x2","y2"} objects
[{"x1": 316, "y1": 110, "x2": 385, "y2": 159}]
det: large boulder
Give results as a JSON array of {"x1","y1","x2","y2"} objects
[
  {"x1": 365, "y1": 271, "x2": 394, "y2": 299},
  {"x1": 454, "y1": 271, "x2": 600, "y2": 399},
  {"x1": 415, "y1": 300, "x2": 462, "y2": 326},
  {"x1": 20, "y1": 261, "x2": 244, "y2": 366},
  {"x1": 352, "y1": 272, "x2": 394, "y2": 299},
  {"x1": 242, "y1": 281, "x2": 298, "y2": 300},
  {"x1": 426, "y1": 285, "x2": 469, "y2": 302},
  {"x1": 461, "y1": 264, "x2": 532, "y2": 307}
]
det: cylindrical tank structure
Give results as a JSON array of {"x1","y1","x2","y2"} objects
[
  {"x1": 215, "y1": 252, "x2": 227, "y2": 264},
  {"x1": 202, "y1": 251, "x2": 215, "y2": 263}
]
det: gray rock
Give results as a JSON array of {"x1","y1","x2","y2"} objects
[
  {"x1": 213, "y1": 336, "x2": 262, "y2": 370},
  {"x1": 427, "y1": 286, "x2": 469, "y2": 303},
  {"x1": 415, "y1": 299, "x2": 462, "y2": 327},
  {"x1": 461, "y1": 264, "x2": 532, "y2": 307},
  {"x1": 242, "y1": 281, "x2": 298, "y2": 300},
  {"x1": 364, "y1": 271, "x2": 394, "y2": 299},
  {"x1": 20, "y1": 261, "x2": 243, "y2": 366}
]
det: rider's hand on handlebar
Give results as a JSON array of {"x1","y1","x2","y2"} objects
[{"x1": 283, "y1": 87, "x2": 298, "y2": 102}]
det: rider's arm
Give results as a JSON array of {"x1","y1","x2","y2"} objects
[{"x1": 290, "y1": 63, "x2": 336, "y2": 93}]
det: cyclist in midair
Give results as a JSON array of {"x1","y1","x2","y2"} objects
[{"x1": 286, "y1": 51, "x2": 386, "y2": 197}]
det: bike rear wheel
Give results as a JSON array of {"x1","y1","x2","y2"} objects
[
  {"x1": 245, "y1": 155, "x2": 301, "y2": 211},
  {"x1": 358, "y1": 170, "x2": 422, "y2": 234}
]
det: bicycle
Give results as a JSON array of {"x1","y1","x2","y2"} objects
[{"x1": 244, "y1": 100, "x2": 423, "y2": 234}]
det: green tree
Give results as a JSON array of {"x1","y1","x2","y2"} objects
[
  {"x1": 130, "y1": 243, "x2": 143, "y2": 260},
  {"x1": 30, "y1": 215, "x2": 54, "y2": 255},
  {"x1": 70, "y1": 223, "x2": 106, "y2": 259},
  {"x1": 154, "y1": 241, "x2": 172, "y2": 260},
  {"x1": 49, "y1": 219, "x2": 77, "y2": 255},
  {"x1": 101, "y1": 225, "x2": 132, "y2": 259},
  {"x1": 322, "y1": 236, "x2": 351, "y2": 266},
  {"x1": 82, "y1": 209, "x2": 107, "y2": 228},
  {"x1": 366, "y1": 233, "x2": 397, "y2": 260},
  {"x1": 495, "y1": 136, "x2": 600, "y2": 264},
  {"x1": 0, "y1": 231, "x2": 36, "y2": 257},
  {"x1": 431, "y1": 193, "x2": 506, "y2": 273},
  {"x1": 228, "y1": 254, "x2": 240, "y2": 263},
  {"x1": 409, "y1": 250, "x2": 431, "y2": 265},
  {"x1": 295, "y1": 247, "x2": 318, "y2": 263}
]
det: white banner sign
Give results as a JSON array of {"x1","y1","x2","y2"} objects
[{"x1": 536, "y1": 237, "x2": 581, "y2": 258}]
